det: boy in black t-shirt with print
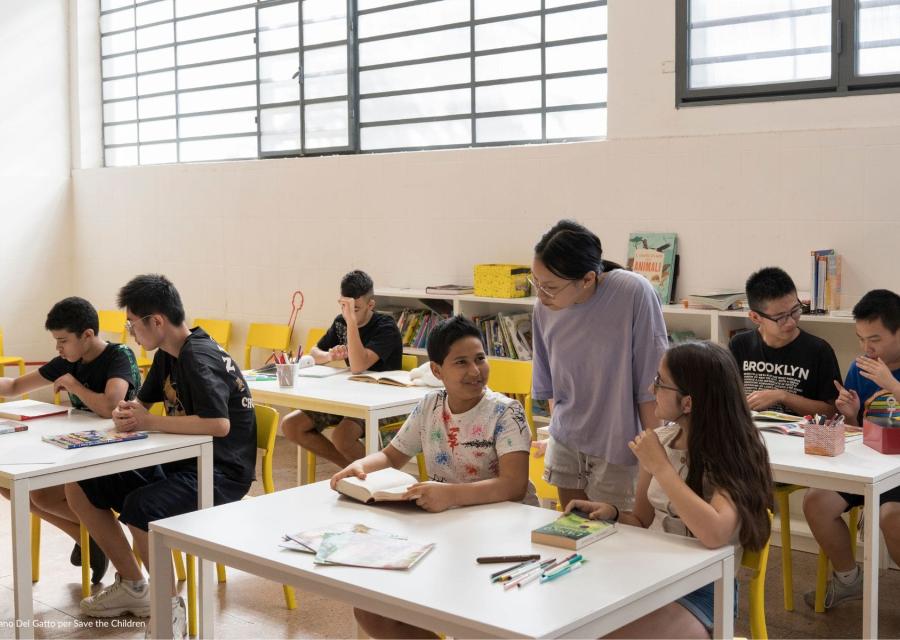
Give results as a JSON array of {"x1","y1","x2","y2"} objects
[
  {"x1": 282, "y1": 270, "x2": 402, "y2": 467},
  {"x1": 65, "y1": 275, "x2": 256, "y2": 639},
  {"x1": 729, "y1": 267, "x2": 841, "y2": 416},
  {"x1": 0, "y1": 296, "x2": 141, "y2": 584}
]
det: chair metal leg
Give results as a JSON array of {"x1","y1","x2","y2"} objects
[
  {"x1": 173, "y1": 549, "x2": 186, "y2": 582},
  {"x1": 306, "y1": 450, "x2": 317, "y2": 485},
  {"x1": 283, "y1": 584, "x2": 297, "y2": 610},
  {"x1": 776, "y1": 490, "x2": 794, "y2": 611},
  {"x1": 30, "y1": 516, "x2": 41, "y2": 583},
  {"x1": 216, "y1": 562, "x2": 227, "y2": 583},
  {"x1": 81, "y1": 526, "x2": 91, "y2": 598},
  {"x1": 187, "y1": 554, "x2": 198, "y2": 638}
]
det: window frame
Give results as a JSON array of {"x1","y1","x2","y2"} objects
[{"x1": 676, "y1": 0, "x2": 900, "y2": 107}]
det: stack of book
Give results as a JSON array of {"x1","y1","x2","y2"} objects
[
  {"x1": 472, "y1": 311, "x2": 533, "y2": 360},
  {"x1": 809, "y1": 249, "x2": 842, "y2": 312}
]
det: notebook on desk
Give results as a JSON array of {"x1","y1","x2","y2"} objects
[
  {"x1": 297, "y1": 365, "x2": 349, "y2": 378},
  {"x1": 0, "y1": 399, "x2": 69, "y2": 421}
]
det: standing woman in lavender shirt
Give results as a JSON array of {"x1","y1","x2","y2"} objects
[{"x1": 531, "y1": 220, "x2": 669, "y2": 510}]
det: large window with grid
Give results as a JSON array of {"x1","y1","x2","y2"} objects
[
  {"x1": 99, "y1": 0, "x2": 607, "y2": 166},
  {"x1": 677, "y1": 0, "x2": 900, "y2": 105}
]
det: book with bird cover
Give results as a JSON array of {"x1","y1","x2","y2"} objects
[{"x1": 627, "y1": 233, "x2": 678, "y2": 304}]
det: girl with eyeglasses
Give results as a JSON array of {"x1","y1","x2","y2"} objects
[
  {"x1": 568, "y1": 341, "x2": 773, "y2": 638},
  {"x1": 531, "y1": 220, "x2": 668, "y2": 512}
]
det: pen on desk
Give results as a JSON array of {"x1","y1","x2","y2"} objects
[
  {"x1": 542, "y1": 554, "x2": 583, "y2": 577},
  {"x1": 541, "y1": 552, "x2": 578, "y2": 573},
  {"x1": 477, "y1": 554, "x2": 540, "y2": 565},
  {"x1": 502, "y1": 560, "x2": 556, "y2": 590},
  {"x1": 493, "y1": 559, "x2": 542, "y2": 582},
  {"x1": 540, "y1": 559, "x2": 586, "y2": 584},
  {"x1": 489, "y1": 559, "x2": 534, "y2": 580}
]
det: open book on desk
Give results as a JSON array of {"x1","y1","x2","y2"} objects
[
  {"x1": 752, "y1": 410, "x2": 805, "y2": 423},
  {"x1": 335, "y1": 467, "x2": 419, "y2": 504},
  {"x1": 348, "y1": 370, "x2": 414, "y2": 387}
]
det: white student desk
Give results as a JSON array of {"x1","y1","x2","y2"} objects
[
  {"x1": 0, "y1": 411, "x2": 214, "y2": 640},
  {"x1": 246, "y1": 375, "x2": 433, "y2": 484},
  {"x1": 148, "y1": 480, "x2": 735, "y2": 639},
  {"x1": 762, "y1": 431, "x2": 900, "y2": 639}
]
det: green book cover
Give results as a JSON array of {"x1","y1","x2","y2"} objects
[
  {"x1": 531, "y1": 513, "x2": 616, "y2": 549},
  {"x1": 627, "y1": 232, "x2": 678, "y2": 304}
]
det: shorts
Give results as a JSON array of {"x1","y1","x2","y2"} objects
[
  {"x1": 304, "y1": 410, "x2": 404, "y2": 448},
  {"x1": 676, "y1": 580, "x2": 739, "y2": 634},
  {"x1": 838, "y1": 485, "x2": 900, "y2": 511},
  {"x1": 78, "y1": 466, "x2": 251, "y2": 531},
  {"x1": 542, "y1": 436, "x2": 637, "y2": 509}
]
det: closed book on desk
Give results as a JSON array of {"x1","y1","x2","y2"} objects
[
  {"x1": 531, "y1": 513, "x2": 616, "y2": 550},
  {"x1": 42, "y1": 430, "x2": 149, "y2": 449},
  {"x1": 0, "y1": 399, "x2": 69, "y2": 421},
  {"x1": 335, "y1": 467, "x2": 419, "y2": 504},
  {"x1": 0, "y1": 420, "x2": 28, "y2": 435},
  {"x1": 348, "y1": 370, "x2": 414, "y2": 387}
]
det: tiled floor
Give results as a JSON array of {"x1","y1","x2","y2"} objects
[{"x1": 3, "y1": 439, "x2": 900, "y2": 639}]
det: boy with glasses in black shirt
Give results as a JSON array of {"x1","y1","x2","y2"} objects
[{"x1": 729, "y1": 267, "x2": 841, "y2": 416}]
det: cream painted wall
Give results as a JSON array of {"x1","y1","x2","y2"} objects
[
  {"x1": 69, "y1": 0, "x2": 900, "y2": 366},
  {"x1": 1, "y1": 1, "x2": 73, "y2": 361}
]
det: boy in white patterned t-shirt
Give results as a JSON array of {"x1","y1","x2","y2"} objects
[{"x1": 330, "y1": 314, "x2": 533, "y2": 640}]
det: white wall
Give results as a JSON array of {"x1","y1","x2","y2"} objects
[
  {"x1": 69, "y1": 0, "x2": 900, "y2": 364},
  {"x1": 0, "y1": 0, "x2": 73, "y2": 360}
]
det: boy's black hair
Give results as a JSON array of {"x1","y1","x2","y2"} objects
[
  {"x1": 427, "y1": 315, "x2": 485, "y2": 365},
  {"x1": 117, "y1": 274, "x2": 186, "y2": 325},
  {"x1": 745, "y1": 267, "x2": 797, "y2": 311},
  {"x1": 534, "y1": 219, "x2": 622, "y2": 280},
  {"x1": 45, "y1": 297, "x2": 99, "y2": 335},
  {"x1": 340, "y1": 270, "x2": 374, "y2": 299},
  {"x1": 853, "y1": 289, "x2": 900, "y2": 334}
]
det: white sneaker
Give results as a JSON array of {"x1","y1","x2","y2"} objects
[
  {"x1": 81, "y1": 573, "x2": 151, "y2": 617},
  {"x1": 143, "y1": 596, "x2": 187, "y2": 640}
]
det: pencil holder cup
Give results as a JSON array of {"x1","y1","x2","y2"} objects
[
  {"x1": 805, "y1": 423, "x2": 845, "y2": 457},
  {"x1": 276, "y1": 363, "x2": 298, "y2": 387}
]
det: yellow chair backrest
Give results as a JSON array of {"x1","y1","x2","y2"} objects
[
  {"x1": 402, "y1": 354, "x2": 418, "y2": 371},
  {"x1": 244, "y1": 323, "x2": 291, "y2": 369},
  {"x1": 741, "y1": 511, "x2": 774, "y2": 640},
  {"x1": 304, "y1": 327, "x2": 327, "y2": 355},
  {"x1": 488, "y1": 358, "x2": 534, "y2": 438},
  {"x1": 529, "y1": 445, "x2": 559, "y2": 510},
  {"x1": 194, "y1": 318, "x2": 232, "y2": 352},
  {"x1": 98, "y1": 310, "x2": 127, "y2": 342},
  {"x1": 255, "y1": 404, "x2": 279, "y2": 494}
]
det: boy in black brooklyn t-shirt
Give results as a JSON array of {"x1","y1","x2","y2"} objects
[
  {"x1": 729, "y1": 267, "x2": 841, "y2": 416},
  {"x1": 65, "y1": 275, "x2": 256, "y2": 639},
  {"x1": 282, "y1": 269, "x2": 402, "y2": 468},
  {"x1": 0, "y1": 296, "x2": 141, "y2": 584}
]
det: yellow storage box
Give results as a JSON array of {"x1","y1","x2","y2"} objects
[{"x1": 473, "y1": 264, "x2": 532, "y2": 298}]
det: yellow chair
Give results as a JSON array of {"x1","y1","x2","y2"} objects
[
  {"x1": 304, "y1": 346, "x2": 425, "y2": 484},
  {"x1": 183, "y1": 405, "x2": 296, "y2": 635},
  {"x1": 0, "y1": 328, "x2": 27, "y2": 400},
  {"x1": 244, "y1": 323, "x2": 291, "y2": 369},
  {"x1": 98, "y1": 310, "x2": 127, "y2": 342},
  {"x1": 529, "y1": 444, "x2": 559, "y2": 511},
  {"x1": 194, "y1": 318, "x2": 232, "y2": 352},
  {"x1": 812, "y1": 505, "x2": 861, "y2": 613},
  {"x1": 742, "y1": 511, "x2": 775, "y2": 640},
  {"x1": 487, "y1": 358, "x2": 534, "y2": 438},
  {"x1": 304, "y1": 327, "x2": 326, "y2": 355}
]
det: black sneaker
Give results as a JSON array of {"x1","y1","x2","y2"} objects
[
  {"x1": 70, "y1": 539, "x2": 109, "y2": 583},
  {"x1": 70, "y1": 541, "x2": 82, "y2": 567}
]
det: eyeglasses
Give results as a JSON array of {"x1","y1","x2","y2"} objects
[
  {"x1": 751, "y1": 302, "x2": 803, "y2": 326},
  {"x1": 527, "y1": 275, "x2": 576, "y2": 300},
  {"x1": 653, "y1": 373, "x2": 684, "y2": 394},
  {"x1": 125, "y1": 314, "x2": 153, "y2": 336}
]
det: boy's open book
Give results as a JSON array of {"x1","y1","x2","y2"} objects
[
  {"x1": 0, "y1": 399, "x2": 69, "y2": 421},
  {"x1": 348, "y1": 370, "x2": 415, "y2": 387},
  {"x1": 42, "y1": 430, "x2": 149, "y2": 449},
  {"x1": 531, "y1": 512, "x2": 616, "y2": 550},
  {"x1": 335, "y1": 467, "x2": 419, "y2": 504}
]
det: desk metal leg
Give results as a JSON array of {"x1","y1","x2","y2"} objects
[
  {"x1": 149, "y1": 530, "x2": 174, "y2": 639},
  {"x1": 712, "y1": 557, "x2": 734, "y2": 640},
  {"x1": 11, "y1": 481, "x2": 34, "y2": 639},
  {"x1": 863, "y1": 484, "x2": 879, "y2": 639},
  {"x1": 198, "y1": 442, "x2": 215, "y2": 638},
  {"x1": 365, "y1": 412, "x2": 377, "y2": 455}
]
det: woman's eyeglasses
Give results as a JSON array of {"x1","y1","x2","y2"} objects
[
  {"x1": 527, "y1": 275, "x2": 576, "y2": 300},
  {"x1": 653, "y1": 373, "x2": 684, "y2": 394}
]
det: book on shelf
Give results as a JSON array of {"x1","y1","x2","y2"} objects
[
  {"x1": 424, "y1": 284, "x2": 474, "y2": 295},
  {"x1": 0, "y1": 420, "x2": 27, "y2": 435},
  {"x1": 42, "y1": 429, "x2": 149, "y2": 449},
  {"x1": 0, "y1": 399, "x2": 69, "y2": 421},
  {"x1": 394, "y1": 309, "x2": 448, "y2": 350},
  {"x1": 627, "y1": 232, "x2": 678, "y2": 304},
  {"x1": 335, "y1": 467, "x2": 420, "y2": 504},
  {"x1": 809, "y1": 249, "x2": 842, "y2": 312},
  {"x1": 531, "y1": 512, "x2": 616, "y2": 550},
  {"x1": 685, "y1": 290, "x2": 745, "y2": 311},
  {"x1": 472, "y1": 310, "x2": 533, "y2": 360},
  {"x1": 348, "y1": 370, "x2": 415, "y2": 387},
  {"x1": 668, "y1": 330, "x2": 696, "y2": 345}
]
